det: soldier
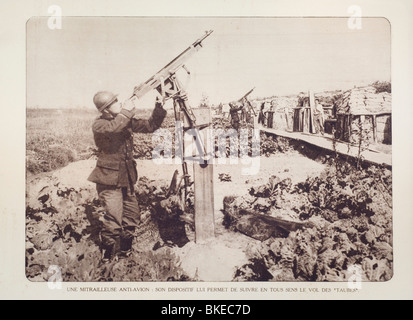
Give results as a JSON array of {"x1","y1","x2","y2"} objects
[
  {"x1": 266, "y1": 105, "x2": 275, "y2": 129},
  {"x1": 229, "y1": 102, "x2": 243, "y2": 131},
  {"x1": 314, "y1": 99, "x2": 325, "y2": 135},
  {"x1": 258, "y1": 102, "x2": 266, "y2": 125},
  {"x1": 240, "y1": 98, "x2": 253, "y2": 124},
  {"x1": 88, "y1": 91, "x2": 167, "y2": 262}
]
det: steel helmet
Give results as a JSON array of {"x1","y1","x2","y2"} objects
[{"x1": 93, "y1": 91, "x2": 119, "y2": 112}]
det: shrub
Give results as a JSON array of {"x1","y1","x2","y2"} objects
[{"x1": 260, "y1": 133, "x2": 293, "y2": 156}]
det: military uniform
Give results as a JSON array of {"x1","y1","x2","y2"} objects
[
  {"x1": 314, "y1": 102, "x2": 325, "y2": 135},
  {"x1": 258, "y1": 103, "x2": 266, "y2": 125},
  {"x1": 229, "y1": 104, "x2": 243, "y2": 131},
  {"x1": 88, "y1": 103, "x2": 166, "y2": 257}
]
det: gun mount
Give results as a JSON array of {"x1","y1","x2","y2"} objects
[{"x1": 130, "y1": 31, "x2": 215, "y2": 243}]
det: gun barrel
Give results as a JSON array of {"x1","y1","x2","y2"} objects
[
  {"x1": 193, "y1": 30, "x2": 214, "y2": 47},
  {"x1": 238, "y1": 87, "x2": 255, "y2": 102},
  {"x1": 132, "y1": 30, "x2": 214, "y2": 100}
]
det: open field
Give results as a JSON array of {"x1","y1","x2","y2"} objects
[
  {"x1": 26, "y1": 108, "x2": 96, "y2": 174},
  {"x1": 26, "y1": 108, "x2": 173, "y2": 175},
  {"x1": 25, "y1": 107, "x2": 393, "y2": 282}
]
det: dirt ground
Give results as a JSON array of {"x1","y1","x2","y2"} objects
[
  {"x1": 26, "y1": 151, "x2": 326, "y2": 282},
  {"x1": 132, "y1": 152, "x2": 326, "y2": 281}
]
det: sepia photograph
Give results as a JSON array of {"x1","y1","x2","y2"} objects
[{"x1": 25, "y1": 16, "x2": 393, "y2": 284}]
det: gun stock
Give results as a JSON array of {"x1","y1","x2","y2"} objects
[{"x1": 132, "y1": 30, "x2": 213, "y2": 100}]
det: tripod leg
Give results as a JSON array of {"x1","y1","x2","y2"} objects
[{"x1": 173, "y1": 99, "x2": 191, "y2": 201}]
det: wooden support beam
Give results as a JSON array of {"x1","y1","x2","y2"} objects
[
  {"x1": 372, "y1": 115, "x2": 377, "y2": 143},
  {"x1": 309, "y1": 91, "x2": 316, "y2": 133},
  {"x1": 347, "y1": 114, "x2": 351, "y2": 142},
  {"x1": 189, "y1": 108, "x2": 215, "y2": 244},
  {"x1": 193, "y1": 159, "x2": 215, "y2": 243}
]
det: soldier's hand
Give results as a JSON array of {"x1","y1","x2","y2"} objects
[
  {"x1": 122, "y1": 98, "x2": 136, "y2": 111},
  {"x1": 155, "y1": 96, "x2": 164, "y2": 107}
]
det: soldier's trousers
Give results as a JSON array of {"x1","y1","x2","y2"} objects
[{"x1": 96, "y1": 183, "x2": 141, "y2": 248}]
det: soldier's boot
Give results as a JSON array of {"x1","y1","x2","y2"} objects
[
  {"x1": 119, "y1": 237, "x2": 133, "y2": 259},
  {"x1": 101, "y1": 243, "x2": 117, "y2": 264}
]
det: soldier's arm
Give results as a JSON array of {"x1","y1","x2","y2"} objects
[
  {"x1": 92, "y1": 109, "x2": 134, "y2": 134},
  {"x1": 131, "y1": 102, "x2": 167, "y2": 133}
]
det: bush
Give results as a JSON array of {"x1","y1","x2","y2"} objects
[
  {"x1": 27, "y1": 109, "x2": 95, "y2": 175},
  {"x1": 260, "y1": 133, "x2": 293, "y2": 156},
  {"x1": 26, "y1": 146, "x2": 77, "y2": 174}
]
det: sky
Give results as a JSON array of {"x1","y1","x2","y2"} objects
[{"x1": 27, "y1": 17, "x2": 391, "y2": 109}]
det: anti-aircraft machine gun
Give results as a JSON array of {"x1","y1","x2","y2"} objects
[
  {"x1": 237, "y1": 87, "x2": 257, "y2": 117},
  {"x1": 129, "y1": 30, "x2": 215, "y2": 243}
]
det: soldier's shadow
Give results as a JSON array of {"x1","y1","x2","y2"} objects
[
  {"x1": 83, "y1": 199, "x2": 104, "y2": 246},
  {"x1": 151, "y1": 201, "x2": 190, "y2": 250},
  {"x1": 82, "y1": 196, "x2": 190, "y2": 250}
]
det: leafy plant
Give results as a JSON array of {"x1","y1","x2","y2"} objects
[
  {"x1": 231, "y1": 161, "x2": 393, "y2": 282},
  {"x1": 218, "y1": 173, "x2": 232, "y2": 182},
  {"x1": 26, "y1": 177, "x2": 192, "y2": 282},
  {"x1": 260, "y1": 133, "x2": 293, "y2": 156}
]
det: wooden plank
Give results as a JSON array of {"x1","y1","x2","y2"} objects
[
  {"x1": 293, "y1": 109, "x2": 299, "y2": 132},
  {"x1": 183, "y1": 107, "x2": 211, "y2": 127},
  {"x1": 193, "y1": 156, "x2": 215, "y2": 243},
  {"x1": 372, "y1": 115, "x2": 377, "y2": 143},
  {"x1": 181, "y1": 106, "x2": 215, "y2": 243},
  {"x1": 339, "y1": 115, "x2": 345, "y2": 141},
  {"x1": 192, "y1": 117, "x2": 215, "y2": 243},
  {"x1": 259, "y1": 127, "x2": 392, "y2": 167},
  {"x1": 239, "y1": 210, "x2": 314, "y2": 232},
  {"x1": 225, "y1": 208, "x2": 314, "y2": 241},
  {"x1": 303, "y1": 109, "x2": 307, "y2": 133},
  {"x1": 309, "y1": 91, "x2": 316, "y2": 133},
  {"x1": 337, "y1": 112, "x2": 392, "y2": 117}
]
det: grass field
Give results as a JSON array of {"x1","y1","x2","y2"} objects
[
  {"x1": 26, "y1": 108, "x2": 164, "y2": 175},
  {"x1": 26, "y1": 108, "x2": 95, "y2": 175}
]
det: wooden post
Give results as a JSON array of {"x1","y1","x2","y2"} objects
[
  {"x1": 343, "y1": 115, "x2": 347, "y2": 141},
  {"x1": 186, "y1": 108, "x2": 215, "y2": 243},
  {"x1": 193, "y1": 155, "x2": 215, "y2": 243},
  {"x1": 309, "y1": 91, "x2": 316, "y2": 133},
  {"x1": 303, "y1": 108, "x2": 308, "y2": 133},
  {"x1": 372, "y1": 115, "x2": 377, "y2": 143}
]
